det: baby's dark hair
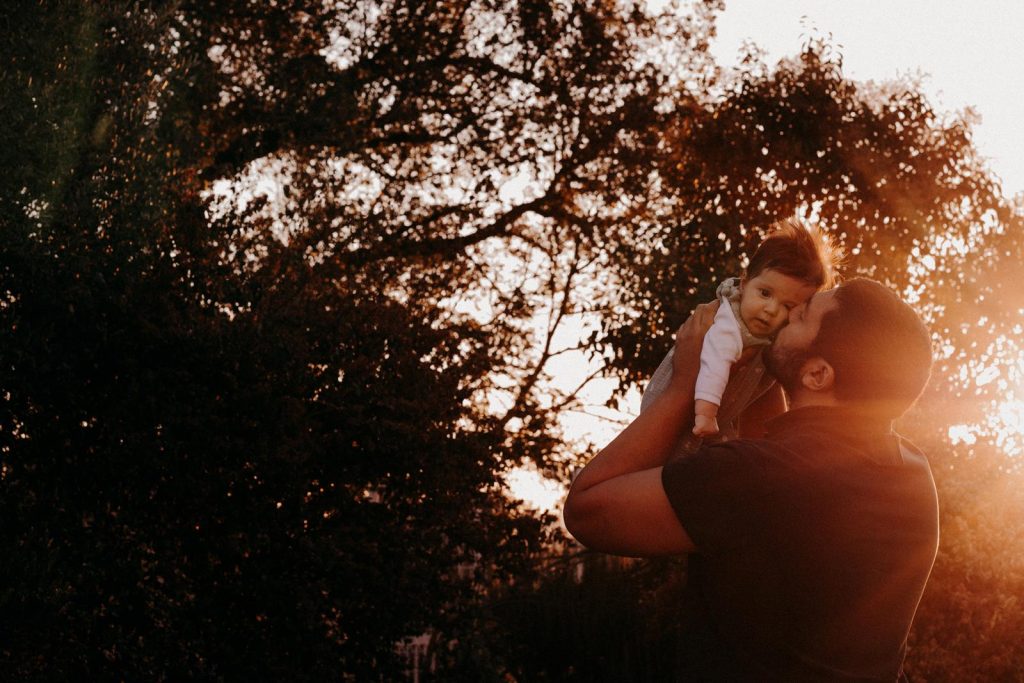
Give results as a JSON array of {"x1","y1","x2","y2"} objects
[{"x1": 746, "y1": 217, "x2": 841, "y2": 290}]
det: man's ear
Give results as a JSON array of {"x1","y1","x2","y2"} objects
[{"x1": 800, "y1": 357, "x2": 835, "y2": 393}]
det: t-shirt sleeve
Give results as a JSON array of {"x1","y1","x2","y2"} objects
[{"x1": 661, "y1": 441, "x2": 776, "y2": 554}]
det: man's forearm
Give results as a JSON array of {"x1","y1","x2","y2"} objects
[
  {"x1": 562, "y1": 301, "x2": 714, "y2": 551},
  {"x1": 567, "y1": 302, "x2": 715, "y2": 497},
  {"x1": 568, "y1": 380, "x2": 694, "y2": 496},
  {"x1": 561, "y1": 301, "x2": 717, "y2": 555}
]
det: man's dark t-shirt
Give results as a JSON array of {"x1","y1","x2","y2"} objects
[{"x1": 661, "y1": 406, "x2": 939, "y2": 681}]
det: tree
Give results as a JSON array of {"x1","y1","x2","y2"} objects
[
  {"x1": 491, "y1": 552, "x2": 694, "y2": 682},
  {"x1": 0, "y1": 1, "x2": 558, "y2": 677},
  {"x1": 3, "y1": 0, "x2": 1022, "y2": 678},
  {"x1": 901, "y1": 429, "x2": 1024, "y2": 682}
]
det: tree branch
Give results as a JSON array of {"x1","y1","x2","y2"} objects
[{"x1": 342, "y1": 195, "x2": 551, "y2": 266}]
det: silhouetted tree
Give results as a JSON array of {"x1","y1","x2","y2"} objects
[{"x1": 2, "y1": 0, "x2": 1022, "y2": 679}]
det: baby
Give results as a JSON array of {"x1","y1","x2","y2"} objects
[{"x1": 642, "y1": 218, "x2": 839, "y2": 453}]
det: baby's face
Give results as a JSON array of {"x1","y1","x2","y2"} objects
[{"x1": 739, "y1": 269, "x2": 817, "y2": 337}]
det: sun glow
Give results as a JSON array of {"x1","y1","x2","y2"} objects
[
  {"x1": 505, "y1": 467, "x2": 566, "y2": 514},
  {"x1": 949, "y1": 394, "x2": 1024, "y2": 458},
  {"x1": 986, "y1": 399, "x2": 1024, "y2": 455}
]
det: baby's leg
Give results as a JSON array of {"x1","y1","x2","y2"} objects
[{"x1": 693, "y1": 398, "x2": 720, "y2": 437}]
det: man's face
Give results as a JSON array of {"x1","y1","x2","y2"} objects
[{"x1": 764, "y1": 288, "x2": 839, "y2": 392}]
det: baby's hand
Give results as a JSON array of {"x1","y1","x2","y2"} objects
[{"x1": 693, "y1": 414, "x2": 720, "y2": 438}]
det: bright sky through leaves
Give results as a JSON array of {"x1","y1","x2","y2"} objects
[{"x1": 710, "y1": 0, "x2": 1024, "y2": 195}]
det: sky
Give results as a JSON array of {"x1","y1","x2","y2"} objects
[
  {"x1": 711, "y1": 0, "x2": 1024, "y2": 196},
  {"x1": 508, "y1": 0, "x2": 1024, "y2": 512}
]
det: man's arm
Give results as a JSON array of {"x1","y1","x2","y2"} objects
[{"x1": 562, "y1": 302, "x2": 718, "y2": 557}]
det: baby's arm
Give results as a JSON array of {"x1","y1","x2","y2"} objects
[{"x1": 693, "y1": 300, "x2": 744, "y2": 437}]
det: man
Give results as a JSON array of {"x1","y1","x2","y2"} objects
[{"x1": 563, "y1": 278, "x2": 939, "y2": 681}]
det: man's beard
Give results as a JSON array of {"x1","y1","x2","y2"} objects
[{"x1": 764, "y1": 343, "x2": 813, "y2": 397}]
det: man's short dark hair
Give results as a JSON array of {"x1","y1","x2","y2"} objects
[
  {"x1": 811, "y1": 278, "x2": 933, "y2": 418},
  {"x1": 747, "y1": 217, "x2": 841, "y2": 290}
]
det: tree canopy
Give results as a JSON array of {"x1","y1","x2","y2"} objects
[{"x1": 2, "y1": 0, "x2": 1022, "y2": 678}]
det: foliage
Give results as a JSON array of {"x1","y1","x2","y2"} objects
[
  {"x1": 902, "y1": 429, "x2": 1024, "y2": 682},
  {"x1": 2, "y1": 0, "x2": 1022, "y2": 679},
  {"x1": 491, "y1": 552, "x2": 692, "y2": 681},
  {"x1": 1, "y1": 1, "x2": 552, "y2": 678},
  {"x1": 598, "y1": 42, "x2": 1021, "y2": 406}
]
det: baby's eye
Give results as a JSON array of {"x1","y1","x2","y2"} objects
[{"x1": 760, "y1": 288, "x2": 771, "y2": 297}]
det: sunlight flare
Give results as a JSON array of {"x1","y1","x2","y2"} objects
[{"x1": 505, "y1": 466, "x2": 566, "y2": 513}]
